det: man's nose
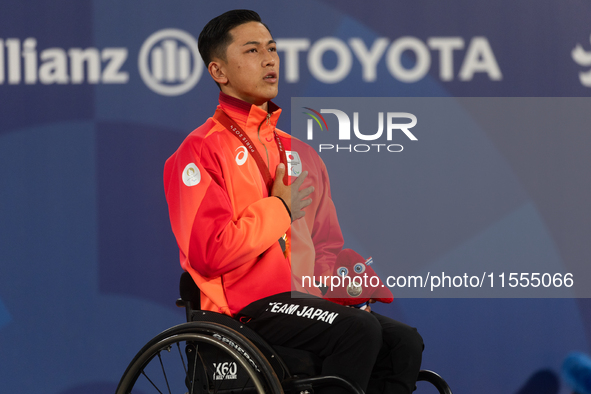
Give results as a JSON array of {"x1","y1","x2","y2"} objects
[{"x1": 263, "y1": 51, "x2": 276, "y2": 67}]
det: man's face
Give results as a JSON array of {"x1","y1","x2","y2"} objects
[{"x1": 217, "y1": 21, "x2": 279, "y2": 107}]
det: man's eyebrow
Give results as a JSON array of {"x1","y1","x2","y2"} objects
[{"x1": 242, "y1": 39, "x2": 276, "y2": 46}]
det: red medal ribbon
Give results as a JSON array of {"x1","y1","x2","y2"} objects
[{"x1": 213, "y1": 108, "x2": 289, "y2": 195}]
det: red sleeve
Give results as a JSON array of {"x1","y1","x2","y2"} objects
[{"x1": 164, "y1": 125, "x2": 291, "y2": 279}]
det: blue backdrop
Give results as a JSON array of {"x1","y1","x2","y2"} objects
[{"x1": 1, "y1": 1, "x2": 590, "y2": 393}]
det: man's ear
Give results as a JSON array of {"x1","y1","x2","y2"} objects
[{"x1": 208, "y1": 61, "x2": 228, "y2": 86}]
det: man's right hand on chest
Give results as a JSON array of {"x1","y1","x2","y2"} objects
[{"x1": 271, "y1": 163, "x2": 313, "y2": 221}]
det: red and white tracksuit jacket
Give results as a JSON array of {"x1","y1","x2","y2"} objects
[{"x1": 164, "y1": 92, "x2": 343, "y2": 316}]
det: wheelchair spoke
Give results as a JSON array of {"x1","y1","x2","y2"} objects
[
  {"x1": 212, "y1": 362, "x2": 223, "y2": 393},
  {"x1": 177, "y1": 342, "x2": 187, "y2": 374},
  {"x1": 201, "y1": 360, "x2": 221, "y2": 393},
  {"x1": 141, "y1": 370, "x2": 165, "y2": 394},
  {"x1": 157, "y1": 353, "x2": 172, "y2": 394},
  {"x1": 189, "y1": 344, "x2": 197, "y2": 394},
  {"x1": 238, "y1": 375, "x2": 252, "y2": 393},
  {"x1": 212, "y1": 364, "x2": 223, "y2": 393}
]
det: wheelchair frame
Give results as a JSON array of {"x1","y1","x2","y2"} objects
[{"x1": 115, "y1": 273, "x2": 453, "y2": 394}]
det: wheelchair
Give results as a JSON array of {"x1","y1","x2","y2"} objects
[{"x1": 116, "y1": 273, "x2": 453, "y2": 394}]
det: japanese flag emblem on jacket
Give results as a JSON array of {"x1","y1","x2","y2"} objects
[{"x1": 286, "y1": 150, "x2": 302, "y2": 176}]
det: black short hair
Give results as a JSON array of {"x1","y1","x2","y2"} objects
[{"x1": 198, "y1": 9, "x2": 271, "y2": 66}]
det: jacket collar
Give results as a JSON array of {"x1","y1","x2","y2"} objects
[{"x1": 218, "y1": 92, "x2": 281, "y2": 133}]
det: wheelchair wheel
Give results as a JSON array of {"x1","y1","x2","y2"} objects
[
  {"x1": 417, "y1": 370, "x2": 453, "y2": 394},
  {"x1": 116, "y1": 322, "x2": 284, "y2": 394}
]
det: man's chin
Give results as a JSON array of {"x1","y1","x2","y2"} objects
[
  {"x1": 254, "y1": 91, "x2": 279, "y2": 106},
  {"x1": 265, "y1": 88, "x2": 279, "y2": 101}
]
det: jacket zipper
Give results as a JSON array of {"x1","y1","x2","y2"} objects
[{"x1": 258, "y1": 113, "x2": 272, "y2": 167}]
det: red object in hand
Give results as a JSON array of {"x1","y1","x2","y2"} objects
[{"x1": 323, "y1": 249, "x2": 394, "y2": 306}]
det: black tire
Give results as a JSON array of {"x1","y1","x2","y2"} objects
[{"x1": 116, "y1": 322, "x2": 284, "y2": 394}]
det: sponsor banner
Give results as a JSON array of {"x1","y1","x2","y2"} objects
[{"x1": 0, "y1": 32, "x2": 502, "y2": 93}]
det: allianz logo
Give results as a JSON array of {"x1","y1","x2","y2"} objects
[
  {"x1": 138, "y1": 28, "x2": 203, "y2": 96},
  {"x1": 0, "y1": 28, "x2": 203, "y2": 96},
  {"x1": 0, "y1": 37, "x2": 129, "y2": 85}
]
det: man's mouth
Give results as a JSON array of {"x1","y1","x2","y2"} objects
[{"x1": 264, "y1": 72, "x2": 277, "y2": 81}]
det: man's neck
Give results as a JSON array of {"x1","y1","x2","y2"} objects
[{"x1": 258, "y1": 101, "x2": 268, "y2": 112}]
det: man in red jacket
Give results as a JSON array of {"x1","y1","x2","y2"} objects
[{"x1": 163, "y1": 9, "x2": 423, "y2": 393}]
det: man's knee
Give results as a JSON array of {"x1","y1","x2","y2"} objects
[
  {"x1": 375, "y1": 314, "x2": 424, "y2": 355},
  {"x1": 391, "y1": 323, "x2": 424, "y2": 356},
  {"x1": 346, "y1": 310, "x2": 383, "y2": 351},
  {"x1": 405, "y1": 326, "x2": 424, "y2": 354}
]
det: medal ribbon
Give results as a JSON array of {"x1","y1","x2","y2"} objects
[{"x1": 213, "y1": 108, "x2": 289, "y2": 195}]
